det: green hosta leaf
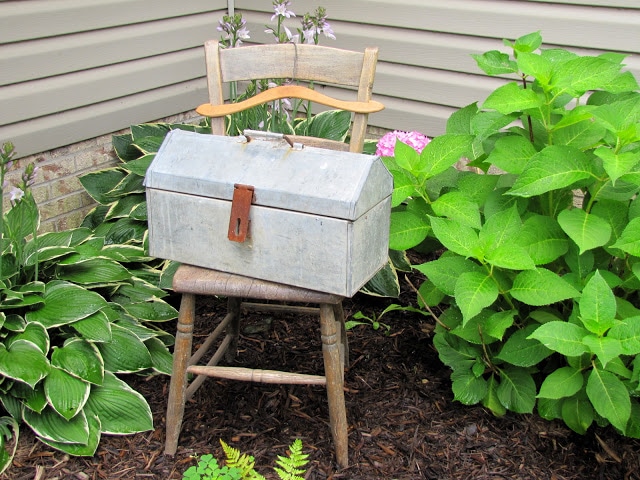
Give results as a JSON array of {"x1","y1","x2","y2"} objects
[
  {"x1": 389, "y1": 211, "x2": 430, "y2": 251},
  {"x1": 429, "y1": 217, "x2": 479, "y2": 258},
  {"x1": 145, "y1": 337, "x2": 173, "y2": 375},
  {"x1": 23, "y1": 406, "x2": 89, "y2": 444},
  {"x1": 79, "y1": 169, "x2": 128, "y2": 204},
  {"x1": 471, "y1": 50, "x2": 518, "y2": 75},
  {"x1": 120, "y1": 299, "x2": 178, "y2": 322},
  {"x1": 518, "y1": 214, "x2": 568, "y2": 265},
  {"x1": 120, "y1": 153, "x2": 155, "y2": 176},
  {"x1": 507, "y1": 146, "x2": 593, "y2": 197},
  {"x1": 538, "y1": 366, "x2": 583, "y2": 399},
  {"x1": 0, "y1": 416, "x2": 19, "y2": 475},
  {"x1": 25, "y1": 281, "x2": 109, "y2": 328},
  {"x1": 431, "y1": 191, "x2": 481, "y2": 229},
  {"x1": 305, "y1": 109, "x2": 350, "y2": 141},
  {"x1": 561, "y1": 392, "x2": 594, "y2": 435},
  {"x1": 496, "y1": 366, "x2": 536, "y2": 413},
  {"x1": 451, "y1": 369, "x2": 487, "y2": 405},
  {"x1": 482, "y1": 82, "x2": 541, "y2": 115},
  {"x1": 57, "y1": 258, "x2": 132, "y2": 285},
  {"x1": 44, "y1": 367, "x2": 90, "y2": 421},
  {"x1": 70, "y1": 310, "x2": 112, "y2": 343},
  {"x1": 482, "y1": 374, "x2": 507, "y2": 417},
  {"x1": 582, "y1": 335, "x2": 622, "y2": 368},
  {"x1": 495, "y1": 324, "x2": 552, "y2": 367},
  {"x1": 528, "y1": 321, "x2": 590, "y2": 356},
  {"x1": 557, "y1": 209, "x2": 612, "y2": 255},
  {"x1": 610, "y1": 217, "x2": 640, "y2": 256},
  {"x1": 51, "y1": 339, "x2": 104, "y2": 386},
  {"x1": 485, "y1": 135, "x2": 537, "y2": 175},
  {"x1": 96, "y1": 324, "x2": 152, "y2": 373},
  {"x1": 0, "y1": 340, "x2": 50, "y2": 388},
  {"x1": 419, "y1": 134, "x2": 473, "y2": 179},
  {"x1": 510, "y1": 268, "x2": 580, "y2": 306},
  {"x1": 586, "y1": 366, "x2": 630, "y2": 432},
  {"x1": 84, "y1": 372, "x2": 153, "y2": 434},
  {"x1": 39, "y1": 413, "x2": 101, "y2": 457},
  {"x1": 455, "y1": 271, "x2": 499, "y2": 324},
  {"x1": 415, "y1": 256, "x2": 483, "y2": 296},
  {"x1": 6, "y1": 322, "x2": 49, "y2": 353},
  {"x1": 578, "y1": 271, "x2": 617, "y2": 335},
  {"x1": 361, "y1": 259, "x2": 400, "y2": 298},
  {"x1": 104, "y1": 194, "x2": 146, "y2": 221},
  {"x1": 608, "y1": 317, "x2": 640, "y2": 355}
]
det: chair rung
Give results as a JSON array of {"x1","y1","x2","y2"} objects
[
  {"x1": 241, "y1": 302, "x2": 320, "y2": 315},
  {"x1": 186, "y1": 365, "x2": 327, "y2": 385}
]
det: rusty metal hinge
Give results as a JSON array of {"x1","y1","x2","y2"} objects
[{"x1": 228, "y1": 184, "x2": 254, "y2": 243}]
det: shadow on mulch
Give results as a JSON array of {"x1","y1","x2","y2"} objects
[{"x1": 6, "y1": 274, "x2": 640, "y2": 480}]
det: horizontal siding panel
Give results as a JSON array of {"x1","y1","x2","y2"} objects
[
  {"x1": 0, "y1": 79, "x2": 208, "y2": 159},
  {"x1": 528, "y1": 0, "x2": 639, "y2": 7},
  {"x1": 0, "y1": 0, "x2": 225, "y2": 43},
  {"x1": 1, "y1": 12, "x2": 219, "y2": 86},
  {"x1": 242, "y1": 0, "x2": 640, "y2": 53},
  {"x1": 0, "y1": 48, "x2": 206, "y2": 125}
]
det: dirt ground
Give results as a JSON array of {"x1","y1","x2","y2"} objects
[{"x1": 5, "y1": 272, "x2": 640, "y2": 480}]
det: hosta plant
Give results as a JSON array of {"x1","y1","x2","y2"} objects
[
  {"x1": 0, "y1": 141, "x2": 178, "y2": 459},
  {"x1": 384, "y1": 31, "x2": 640, "y2": 436}
]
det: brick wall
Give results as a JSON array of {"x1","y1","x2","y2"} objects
[{"x1": 2, "y1": 111, "x2": 201, "y2": 233}]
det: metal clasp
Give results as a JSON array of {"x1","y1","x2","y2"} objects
[{"x1": 228, "y1": 184, "x2": 255, "y2": 243}]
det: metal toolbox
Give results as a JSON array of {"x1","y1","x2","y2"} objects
[{"x1": 144, "y1": 129, "x2": 392, "y2": 297}]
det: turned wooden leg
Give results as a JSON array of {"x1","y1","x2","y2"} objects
[
  {"x1": 165, "y1": 293, "x2": 196, "y2": 456},
  {"x1": 332, "y1": 302, "x2": 349, "y2": 370},
  {"x1": 320, "y1": 303, "x2": 349, "y2": 468},
  {"x1": 225, "y1": 297, "x2": 242, "y2": 362}
]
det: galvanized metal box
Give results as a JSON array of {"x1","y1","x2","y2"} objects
[{"x1": 144, "y1": 129, "x2": 392, "y2": 297}]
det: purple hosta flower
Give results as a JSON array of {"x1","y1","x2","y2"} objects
[
  {"x1": 301, "y1": 7, "x2": 335, "y2": 44},
  {"x1": 268, "y1": 81, "x2": 292, "y2": 121},
  {"x1": 376, "y1": 130, "x2": 430, "y2": 157},
  {"x1": 22, "y1": 163, "x2": 38, "y2": 188},
  {"x1": 271, "y1": 0, "x2": 295, "y2": 20},
  {"x1": 217, "y1": 14, "x2": 250, "y2": 48},
  {"x1": 9, "y1": 186, "x2": 24, "y2": 204}
]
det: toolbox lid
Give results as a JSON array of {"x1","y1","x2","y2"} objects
[{"x1": 144, "y1": 129, "x2": 392, "y2": 220}]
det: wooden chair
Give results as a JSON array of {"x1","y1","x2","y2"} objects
[{"x1": 164, "y1": 39, "x2": 382, "y2": 468}]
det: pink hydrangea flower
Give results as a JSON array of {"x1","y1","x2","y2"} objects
[{"x1": 376, "y1": 130, "x2": 430, "y2": 156}]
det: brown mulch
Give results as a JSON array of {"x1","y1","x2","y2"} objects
[{"x1": 5, "y1": 269, "x2": 640, "y2": 480}]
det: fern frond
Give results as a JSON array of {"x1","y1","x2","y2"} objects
[
  {"x1": 273, "y1": 439, "x2": 309, "y2": 480},
  {"x1": 220, "y1": 440, "x2": 266, "y2": 480}
]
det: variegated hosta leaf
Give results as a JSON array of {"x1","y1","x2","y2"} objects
[
  {"x1": 84, "y1": 372, "x2": 152, "y2": 435},
  {"x1": 0, "y1": 340, "x2": 50, "y2": 388},
  {"x1": 39, "y1": 414, "x2": 101, "y2": 457},
  {"x1": 24, "y1": 281, "x2": 108, "y2": 328},
  {"x1": 51, "y1": 338, "x2": 104, "y2": 386},
  {"x1": 22, "y1": 406, "x2": 89, "y2": 445},
  {"x1": 44, "y1": 367, "x2": 91, "y2": 421}
]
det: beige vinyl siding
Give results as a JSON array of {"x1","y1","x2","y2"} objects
[
  {"x1": 0, "y1": 0, "x2": 225, "y2": 159},
  {"x1": 237, "y1": 0, "x2": 640, "y2": 137}
]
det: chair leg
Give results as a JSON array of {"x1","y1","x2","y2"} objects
[
  {"x1": 320, "y1": 303, "x2": 349, "y2": 468},
  {"x1": 225, "y1": 297, "x2": 242, "y2": 362},
  {"x1": 165, "y1": 293, "x2": 196, "y2": 456},
  {"x1": 332, "y1": 302, "x2": 349, "y2": 370}
]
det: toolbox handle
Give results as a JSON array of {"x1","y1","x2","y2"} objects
[{"x1": 228, "y1": 184, "x2": 255, "y2": 243}]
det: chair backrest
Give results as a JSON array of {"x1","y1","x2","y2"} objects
[{"x1": 196, "y1": 39, "x2": 381, "y2": 153}]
